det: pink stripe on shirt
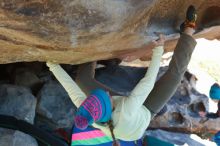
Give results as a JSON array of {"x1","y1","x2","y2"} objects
[{"x1": 72, "y1": 130, "x2": 106, "y2": 141}]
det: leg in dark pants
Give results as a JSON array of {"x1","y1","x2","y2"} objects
[
  {"x1": 144, "y1": 33, "x2": 197, "y2": 117},
  {"x1": 76, "y1": 62, "x2": 119, "y2": 96}
]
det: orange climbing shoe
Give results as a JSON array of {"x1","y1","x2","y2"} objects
[{"x1": 180, "y1": 5, "x2": 197, "y2": 32}]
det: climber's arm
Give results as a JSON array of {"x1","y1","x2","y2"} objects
[
  {"x1": 123, "y1": 34, "x2": 165, "y2": 113},
  {"x1": 46, "y1": 62, "x2": 86, "y2": 108},
  {"x1": 124, "y1": 46, "x2": 164, "y2": 113}
]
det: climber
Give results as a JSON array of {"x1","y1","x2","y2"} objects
[
  {"x1": 71, "y1": 126, "x2": 143, "y2": 146},
  {"x1": 47, "y1": 32, "x2": 165, "y2": 145},
  {"x1": 199, "y1": 83, "x2": 220, "y2": 119},
  {"x1": 206, "y1": 83, "x2": 220, "y2": 118},
  {"x1": 213, "y1": 131, "x2": 220, "y2": 146},
  {"x1": 46, "y1": 5, "x2": 197, "y2": 145},
  {"x1": 71, "y1": 125, "x2": 176, "y2": 146}
]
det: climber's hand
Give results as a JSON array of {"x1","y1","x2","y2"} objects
[
  {"x1": 119, "y1": 42, "x2": 155, "y2": 62},
  {"x1": 152, "y1": 33, "x2": 166, "y2": 47}
]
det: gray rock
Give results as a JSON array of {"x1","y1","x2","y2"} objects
[
  {"x1": 0, "y1": 84, "x2": 37, "y2": 146},
  {"x1": 0, "y1": 84, "x2": 36, "y2": 124},
  {"x1": 36, "y1": 81, "x2": 76, "y2": 130},
  {"x1": 14, "y1": 68, "x2": 44, "y2": 96},
  {"x1": 0, "y1": 128, "x2": 14, "y2": 146},
  {"x1": 96, "y1": 65, "x2": 146, "y2": 95},
  {"x1": 0, "y1": 128, "x2": 38, "y2": 146},
  {"x1": 13, "y1": 131, "x2": 38, "y2": 146}
]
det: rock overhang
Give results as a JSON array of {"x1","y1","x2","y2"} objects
[{"x1": 0, "y1": 0, "x2": 219, "y2": 64}]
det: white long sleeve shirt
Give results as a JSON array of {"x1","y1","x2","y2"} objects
[{"x1": 47, "y1": 46, "x2": 164, "y2": 141}]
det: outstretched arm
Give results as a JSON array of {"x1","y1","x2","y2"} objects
[
  {"x1": 123, "y1": 35, "x2": 165, "y2": 114},
  {"x1": 47, "y1": 62, "x2": 86, "y2": 108}
]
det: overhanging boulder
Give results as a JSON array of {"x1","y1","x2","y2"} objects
[{"x1": 0, "y1": 0, "x2": 220, "y2": 64}]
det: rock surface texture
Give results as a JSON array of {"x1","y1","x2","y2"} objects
[
  {"x1": 36, "y1": 81, "x2": 76, "y2": 130},
  {"x1": 0, "y1": 84, "x2": 38, "y2": 146},
  {"x1": 0, "y1": 84, "x2": 36, "y2": 123},
  {"x1": 0, "y1": 0, "x2": 220, "y2": 64},
  {"x1": 149, "y1": 67, "x2": 220, "y2": 136}
]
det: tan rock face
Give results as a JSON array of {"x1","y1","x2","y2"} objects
[{"x1": 0, "y1": 0, "x2": 220, "y2": 64}]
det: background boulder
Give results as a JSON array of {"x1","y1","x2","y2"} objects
[{"x1": 0, "y1": 84, "x2": 38, "y2": 146}]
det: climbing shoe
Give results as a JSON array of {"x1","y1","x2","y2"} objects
[{"x1": 180, "y1": 5, "x2": 197, "y2": 32}]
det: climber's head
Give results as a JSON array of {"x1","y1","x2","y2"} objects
[
  {"x1": 74, "y1": 89, "x2": 112, "y2": 130},
  {"x1": 209, "y1": 83, "x2": 220, "y2": 100}
]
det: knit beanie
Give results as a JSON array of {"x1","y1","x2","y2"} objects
[
  {"x1": 74, "y1": 89, "x2": 112, "y2": 130},
  {"x1": 209, "y1": 83, "x2": 220, "y2": 100}
]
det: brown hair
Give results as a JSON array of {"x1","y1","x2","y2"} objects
[{"x1": 108, "y1": 120, "x2": 120, "y2": 146}]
